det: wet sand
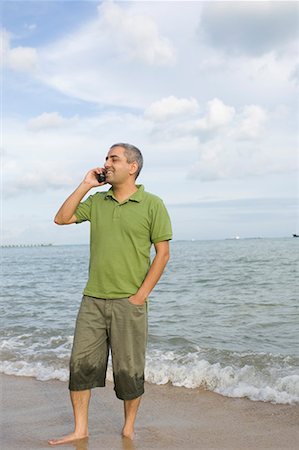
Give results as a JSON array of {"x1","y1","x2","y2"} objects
[{"x1": 1, "y1": 373, "x2": 298, "y2": 449}]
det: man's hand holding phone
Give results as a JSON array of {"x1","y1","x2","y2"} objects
[{"x1": 83, "y1": 168, "x2": 106, "y2": 187}]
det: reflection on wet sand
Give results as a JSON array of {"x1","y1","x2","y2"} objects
[
  {"x1": 70, "y1": 437, "x2": 89, "y2": 450},
  {"x1": 68, "y1": 435, "x2": 136, "y2": 450},
  {"x1": 122, "y1": 436, "x2": 136, "y2": 450}
]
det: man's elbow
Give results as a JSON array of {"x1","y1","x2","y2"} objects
[
  {"x1": 54, "y1": 214, "x2": 70, "y2": 225},
  {"x1": 54, "y1": 216, "x2": 63, "y2": 225},
  {"x1": 54, "y1": 213, "x2": 77, "y2": 225}
]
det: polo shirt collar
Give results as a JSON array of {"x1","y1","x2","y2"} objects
[{"x1": 105, "y1": 184, "x2": 145, "y2": 203}]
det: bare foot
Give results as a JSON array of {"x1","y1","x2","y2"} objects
[
  {"x1": 122, "y1": 427, "x2": 135, "y2": 440},
  {"x1": 48, "y1": 432, "x2": 88, "y2": 446}
]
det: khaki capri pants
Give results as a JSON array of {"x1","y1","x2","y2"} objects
[{"x1": 69, "y1": 295, "x2": 148, "y2": 400}]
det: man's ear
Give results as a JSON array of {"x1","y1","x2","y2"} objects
[{"x1": 129, "y1": 161, "x2": 138, "y2": 177}]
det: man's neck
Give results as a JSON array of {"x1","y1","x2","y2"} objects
[{"x1": 112, "y1": 183, "x2": 138, "y2": 203}]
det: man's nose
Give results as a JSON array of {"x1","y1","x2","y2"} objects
[{"x1": 104, "y1": 160, "x2": 110, "y2": 169}]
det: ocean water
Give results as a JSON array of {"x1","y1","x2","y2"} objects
[{"x1": 1, "y1": 238, "x2": 298, "y2": 404}]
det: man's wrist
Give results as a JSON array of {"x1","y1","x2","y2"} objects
[
  {"x1": 136, "y1": 290, "x2": 148, "y2": 302},
  {"x1": 129, "y1": 292, "x2": 147, "y2": 304},
  {"x1": 79, "y1": 181, "x2": 94, "y2": 193}
]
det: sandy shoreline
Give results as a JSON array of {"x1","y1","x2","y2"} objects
[{"x1": 1, "y1": 374, "x2": 298, "y2": 450}]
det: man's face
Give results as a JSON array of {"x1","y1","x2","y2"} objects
[{"x1": 104, "y1": 146, "x2": 133, "y2": 185}]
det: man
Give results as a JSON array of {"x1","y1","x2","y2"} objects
[{"x1": 49, "y1": 143, "x2": 172, "y2": 445}]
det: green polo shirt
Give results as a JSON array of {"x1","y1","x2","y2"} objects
[{"x1": 75, "y1": 185, "x2": 172, "y2": 298}]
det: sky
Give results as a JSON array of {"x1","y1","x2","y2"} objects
[{"x1": 1, "y1": 0, "x2": 299, "y2": 244}]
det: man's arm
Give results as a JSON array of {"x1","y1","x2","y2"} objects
[
  {"x1": 54, "y1": 168, "x2": 104, "y2": 225},
  {"x1": 129, "y1": 240, "x2": 170, "y2": 305}
]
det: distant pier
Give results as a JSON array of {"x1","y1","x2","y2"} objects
[{"x1": 1, "y1": 243, "x2": 53, "y2": 248}]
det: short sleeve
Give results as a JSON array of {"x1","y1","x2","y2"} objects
[
  {"x1": 150, "y1": 199, "x2": 172, "y2": 243},
  {"x1": 75, "y1": 195, "x2": 93, "y2": 223}
]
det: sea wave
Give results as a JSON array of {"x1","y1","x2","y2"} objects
[
  {"x1": 145, "y1": 350, "x2": 299, "y2": 405},
  {"x1": 2, "y1": 240, "x2": 298, "y2": 406},
  {"x1": 1, "y1": 344, "x2": 298, "y2": 405}
]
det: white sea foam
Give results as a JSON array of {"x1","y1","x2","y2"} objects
[
  {"x1": 0, "y1": 359, "x2": 115, "y2": 385},
  {"x1": 145, "y1": 350, "x2": 299, "y2": 404},
  {"x1": 0, "y1": 360, "x2": 69, "y2": 382},
  {"x1": 1, "y1": 348, "x2": 298, "y2": 405}
]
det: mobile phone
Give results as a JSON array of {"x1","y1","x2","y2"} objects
[{"x1": 96, "y1": 172, "x2": 106, "y2": 183}]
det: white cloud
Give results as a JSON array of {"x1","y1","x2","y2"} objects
[
  {"x1": 0, "y1": 28, "x2": 10, "y2": 63},
  {"x1": 17, "y1": 170, "x2": 73, "y2": 191},
  {"x1": 290, "y1": 63, "x2": 299, "y2": 85},
  {"x1": 27, "y1": 112, "x2": 78, "y2": 131},
  {"x1": 24, "y1": 1, "x2": 177, "y2": 108},
  {"x1": 98, "y1": 2, "x2": 176, "y2": 66},
  {"x1": 145, "y1": 98, "x2": 269, "y2": 147},
  {"x1": 24, "y1": 23, "x2": 37, "y2": 31},
  {"x1": 3, "y1": 112, "x2": 155, "y2": 197},
  {"x1": 1, "y1": 28, "x2": 38, "y2": 72},
  {"x1": 140, "y1": 96, "x2": 293, "y2": 182},
  {"x1": 200, "y1": 2, "x2": 299, "y2": 57},
  {"x1": 196, "y1": 98, "x2": 235, "y2": 131},
  {"x1": 8, "y1": 46, "x2": 38, "y2": 72},
  {"x1": 3, "y1": 1, "x2": 296, "y2": 113},
  {"x1": 189, "y1": 137, "x2": 294, "y2": 183},
  {"x1": 144, "y1": 97, "x2": 236, "y2": 142},
  {"x1": 144, "y1": 96, "x2": 199, "y2": 122},
  {"x1": 3, "y1": 152, "x2": 74, "y2": 197},
  {"x1": 237, "y1": 105, "x2": 267, "y2": 140}
]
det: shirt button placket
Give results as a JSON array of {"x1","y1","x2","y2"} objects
[{"x1": 113, "y1": 204, "x2": 121, "y2": 220}]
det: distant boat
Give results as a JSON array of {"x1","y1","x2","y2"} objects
[
  {"x1": 293, "y1": 234, "x2": 299, "y2": 238},
  {"x1": 225, "y1": 235, "x2": 241, "y2": 241}
]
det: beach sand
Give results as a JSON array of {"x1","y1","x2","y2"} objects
[{"x1": 1, "y1": 374, "x2": 298, "y2": 450}]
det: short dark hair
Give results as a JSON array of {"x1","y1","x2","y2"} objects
[{"x1": 110, "y1": 143, "x2": 143, "y2": 179}]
